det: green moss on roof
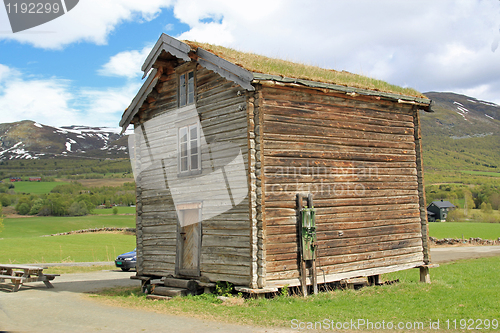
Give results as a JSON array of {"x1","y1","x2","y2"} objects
[{"x1": 185, "y1": 41, "x2": 425, "y2": 98}]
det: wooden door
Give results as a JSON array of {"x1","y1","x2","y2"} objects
[{"x1": 176, "y1": 208, "x2": 201, "y2": 277}]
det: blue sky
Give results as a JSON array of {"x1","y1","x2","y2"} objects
[{"x1": 0, "y1": 0, "x2": 499, "y2": 128}]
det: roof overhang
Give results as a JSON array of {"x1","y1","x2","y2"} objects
[
  {"x1": 252, "y1": 73, "x2": 433, "y2": 112},
  {"x1": 120, "y1": 34, "x2": 432, "y2": 132},
  {"x1": 120, "y1": 34, "x2": 255, "y2": 132}
]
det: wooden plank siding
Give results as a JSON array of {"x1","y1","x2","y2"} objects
[
  {"x1": 259, "y1": 85, "x2": 424, "y2": 285},
  {"x1": 134, "y1": 64, "x2": 252, "y2": 284}
]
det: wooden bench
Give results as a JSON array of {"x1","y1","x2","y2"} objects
[
  {"x1": 0, "y1": 264, "x2": 59, "y2": 292},
  {"x1": 0, "y1": 275, "x2": 26, "y2": 292}
]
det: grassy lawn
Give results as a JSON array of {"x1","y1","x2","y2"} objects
[
  {"x1": 93, "y1": 257, "x2": 500, "y2": 331},
  {"x1": 429, "y1": 222, "x2": 500, "y2": 239},
  {"x1": 0, "y1": 233, "x2": 135, "y2": 264},
  {"x1": 10, "y1": 181, "x2": 69, "y2": 194},
  {"x1": 0, "y1": 215, "x2": 136, "y2": 264},
  {"x1": 460, "y1": 170, "x2": 500, "y2": 177},
  {"x1": 44, "y1": 265, "x2": 116, "y2": 275},
  {"x1": 93, "y1": 206, "x2": 136, "y2": 215},
  {"x1": 1, "y1": 215, "x2": 135, "y2": 238}
]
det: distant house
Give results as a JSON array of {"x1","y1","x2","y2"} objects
[
  {"x1": 29, "y1": 177, "x2": 42, "y2": 182},
  {"x1": 427, "y1": 200, "x2": 456, "y2": 221}
]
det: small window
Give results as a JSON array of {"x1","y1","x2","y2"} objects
[
  {"x1": 179, "y1": 70, "x2": 195, "y2": 107},
  {"x1": 178, "y1": 123, "x2": 200, "y2": 174}
]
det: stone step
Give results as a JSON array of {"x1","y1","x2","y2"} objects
[{"x1": 152, "y1": 286, "x2": 188, "y2": 297}]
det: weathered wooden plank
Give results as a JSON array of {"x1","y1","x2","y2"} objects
[
  {"x1": 264, "y1": 206, "x2": 420, "y2": 220},
  {"x1": 266, "y1": 223, "x2": 421, "y2": 244},
  {"x1": 202, "y1": 235, "x2": 250, "y2": 248},
  {"x1": 265, "y1": 195, "x2": 418, "y2": 209},
  {"x1": 201, "y1": 263, "x2": 250, "y2": 276},
  {"x1": 263, "y1": 140, "x2": 415, "y2": 157},
  {"x1": 267, "y1": 238, "x2": 422, "y2": 262},
  {"x1": 263, "y1": 149, "x2": 416, "y2": 163},
  {"x1": 201, "y1": 272, "x2": 250, "y2": 285},
  {"x1": 263, "y1": 157, "x2": 416, "y2": 169},
  {"x1": 263, "y1": 120, "x2": 414, "y2": 144},
  {"x1": 267, "y1": 217, "x2": 421, "y2": 234},
  {"x1": 263, "y1": 101, "x2": 415, "y2": 127},
  {"x1": 263, "y1": 132, "x2": 416, "y2": 150},
  {"x1": 263, "y1": 113, "x2": 414, "y2": 136},
  {"x1": 265, "y1": 173, "x2": 418, "y2": 184},
  {"x1": 265, "y1": 262, "x2": 423, "y2": 288},
  {"x1": 261, "y1": 86, "x2": 414, "y2": 117},
  {"x1": 200, "y1": 253, "x2": 251, "y2": 266},
  {"x1": 266, "y1": 232, "x2": 423, "y2": 255},
  {"x1": 265, "y1": 188, "x2": 418, "y2": 202},
  {"x1": 265, "y1": 252, "x2": 423, "y2": 281}
]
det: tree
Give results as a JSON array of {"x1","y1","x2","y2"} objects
[
  {"x1": 112, "y1": 207, "x2": 118, "y2": 215},
  {"x1": 68, "y1": 201, "x2": 88, "y2": 216},
  {"x1": 480, "y1": 202, "x2": 493, "y2": 214}
]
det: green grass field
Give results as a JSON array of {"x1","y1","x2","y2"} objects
[
  {"x1": 95, "y1": 256, "x2": 500, "y2": 330},
  {"x1": 429, "y1": 222, "x2": 500, "y2": 239},
  {"x1": 10, "y1": 181, "x2": 70, "y2": 194},
  {"x1": 0, "y1": 215, "x2": 136, "y2": 264},
  {"x1": 1, "y1": 215, "x2": 135, "y2": 238},
  {"x1": 93, "y1": 207, "x2": 136, "y2": 215},
  {"x1": 460, "y1": 170, "x2": 500, "y2": 177}
]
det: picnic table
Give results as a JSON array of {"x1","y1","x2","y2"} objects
[{"x1": 0, "y1": 264, "x2": 59, "y2": 292}]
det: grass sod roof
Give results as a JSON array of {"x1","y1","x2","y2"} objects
[{"x1": 184, "y1": 41, "x2": 426, "y2": 99}]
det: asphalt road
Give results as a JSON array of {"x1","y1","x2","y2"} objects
[
  {"x1": 0, "y1": 270, "x2": 293, "y2": 333},
  {"x1": 1, "y1": 246, "x2": 499, "y2": 333},
  {"x1": 430, "y1": 245, "x2": 500, "y2": 263}
]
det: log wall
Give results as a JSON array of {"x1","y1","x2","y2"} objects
[
  {"x1": 260, "y1": 84, "x2": 425, "y2": 285},
  {"x1": 134, "y1": 64, "x2": 252, "y2": 285}
]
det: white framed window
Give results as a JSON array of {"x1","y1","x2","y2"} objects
[
  {"x1": 179, "y1": 70, "x2": 195, "y2": 107},
  {"x1": 178, "y1": 123, "x2": 200, "y2": 175}
]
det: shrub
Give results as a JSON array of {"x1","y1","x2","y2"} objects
[
  {"x1": 481, "y1": 202, "x2": 493, "y2": 214},
  {"x1": 112, "y1": 207, "x2": 118, "y2": 215},
  {"x1": 0, "y1": 194, "x2": 11, "y2": 207},
  {"x1": 17, "y1": 203, "x2": 30, "y2": 215},
  {"x1": 68, "y1": 201, "x2": 88, "y2": 216}
]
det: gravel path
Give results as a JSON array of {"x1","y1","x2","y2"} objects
[
  {"x1": 0, "y1": 270, "x2": 292, "y2": 333},
  {"x1": 430, "y1": 245, "x2": 500, "y2": 263}
]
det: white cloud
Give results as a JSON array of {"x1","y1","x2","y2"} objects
[
  {"x1": 79, "y1": 83, "x2": 142, "y2": 125},
  {"x1": 0, "y1": 0, "x2": 173, "y2": 49},
  {"x1": 171, "y1": 0, "x2": 500, "y2": 104},
  {"x1": 0, "y1": 64, "x2": 141, "y2": 127},
  {"x1": 0, "y1": 73, "x2": 81, "y2": 126},
  {"x1": 98, "y1": 46, "x2": 152, "y2": 78}
]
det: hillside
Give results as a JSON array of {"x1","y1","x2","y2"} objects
[
  {"x1": 0, "y1": 120, "x2": 129, "y2": 160},
  {"x1": 421, "y1": 92, "x2": 500, "y2": 173}
]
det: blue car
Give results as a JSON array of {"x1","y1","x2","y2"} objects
[{"x1": 115, "y1": 249, "x2": 136, "y2": 271}]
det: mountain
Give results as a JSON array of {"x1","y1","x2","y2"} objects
[
  {"x1": 421, "y1": 92, "x2": 500, "y2": 172},
  {"x1": 0, "y1": 120, "x2": 129, "y2": 160}
]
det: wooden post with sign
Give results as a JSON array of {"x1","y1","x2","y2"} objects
[{"x1": 296, "y1": 193, "x2": 318, "y2": 296}]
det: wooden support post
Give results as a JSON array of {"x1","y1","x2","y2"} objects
[
  {"x1": 311, "y1": 260, "x2": 318, "y2": 295},
  {"x1": 300, "y1": 260, "x2": 308, "y2": 297},
  {"x1": 368, "y1": 275, "x2": 380, "y2": 286},
  {"x1": 419, "y1": 266, "x2": 430, "y2": 283}
]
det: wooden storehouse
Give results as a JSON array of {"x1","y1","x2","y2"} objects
[{"x1": 120, "y1": 33, "x2": 433, "y2": 293}]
